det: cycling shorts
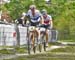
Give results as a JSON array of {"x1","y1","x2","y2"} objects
[
  {"x1": 30, "y1": 21, "x2": 40, "y2": 26},
  {"x1": 40, "y1": 24, "x2": 50, "y2": 29}
]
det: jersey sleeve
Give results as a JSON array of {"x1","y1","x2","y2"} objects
[
  {"x1": 26, "y1": 10, "x2": 31, "y2": 16},
  {"x1": 48, "y1": 15, "x2": 52, "y2": 21},
  {"x1": 36, "y1": 10, "x2": 42, "y2": 17}
]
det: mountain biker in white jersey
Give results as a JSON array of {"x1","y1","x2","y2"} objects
[
  {"x1": 41, "y1": 9, "x2": 53, "y2": 47},
  {"x1": 26, "y1": 5, "x2": 43, "y2": 47},
  {"x1": 26, "y1": 5, "x2": 42, "y2": 24}
]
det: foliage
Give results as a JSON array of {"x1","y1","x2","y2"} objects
[
  {"x1": 1, "y1": 0, "x2": 75, "y2": 40},
  {"x1": 3, "y1": 0, "x2": 33, "y2": 20}
]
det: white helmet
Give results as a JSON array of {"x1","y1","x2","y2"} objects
[
  {"x1": 29, "y1": 5, "x2": 36, "y2": 9},
  {"x1": 41, "y1": 9, "x2": 47, "y2": 15}
]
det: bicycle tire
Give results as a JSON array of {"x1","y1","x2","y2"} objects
[
  {"x1": 43, "y1": 34, "x2": 46, "y2": 51},
  {"x1": 28, "y1": 39, "x2": 31, "y2": 54},
  {"x1": 27, "y1": 26, "x2": 31, "y2": 54},
  {"x1": 43, "y1": 40, "x2": 46, "y2": 51},
  {"x1": 39, "y1": 44, "x2": 42, "y2": 52},
  {"x1": 33, "y1": 46, "x2": 36, "y2": 53}
]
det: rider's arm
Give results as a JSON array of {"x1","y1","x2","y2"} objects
[
  {"x1": 25, "y1": 10, "x2": 31, "y2": 25},
  {"x1": 24, "y1": 15, "x2": 30, "y2": 25},
  {"x1": 40, "y1": 16, "x2": 44, "y2": 24},
  {"x1": 21, "y1": 11, "x2": 28, "y2": 25},
  {"x1": 36, "y1": 10, "x2": 44, "y2": 25},
  {"x1": 23, "y1": 16, "x2": 27, "y2": 24},
  {"x1": 49, "y1": 15, "x2": 53, "y2": 29}
]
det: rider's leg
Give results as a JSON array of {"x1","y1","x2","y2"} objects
[
  {"x1": 36, "y1": 29, "x2": 40, "y2": 44},
  {"x1": 30, "y1": 32, "x2": 35, "y2": 48},
  {"x1": 45, "y1": 29, "x2": 49, "y2": 46}
]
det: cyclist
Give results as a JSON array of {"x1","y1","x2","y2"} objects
[
  {"x1": 26, "y1": 5, "x2": 42, "y2": 48},
  {"x1": 41, "y1": 9, "x2": 53, "y2": 47}
]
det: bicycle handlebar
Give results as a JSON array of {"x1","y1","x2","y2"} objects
[{"x1": 24, "y1": 24, "x2": 52, "y2": 30}]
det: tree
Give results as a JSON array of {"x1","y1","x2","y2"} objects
[
  {"x1": 4, "y1": 0, "x2": 33, "y2": 20},
  {"x1": 1, "y1": 0, "x2": 75, "y2": 40}
]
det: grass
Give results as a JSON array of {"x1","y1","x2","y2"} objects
[
  {"x1": 0, "y1": 42, "x2": 74, "y2": 54},
  {"x1": 59, "y1": 39, "x2": 75, "y2": 42},
  {"x1": 0, "y1": 46, "x2": 14, "y2": 48},
  {"x1": 1, "y1": 42, "x2": 75, "y2": 60},
  {"x1": 15, "y1": 47, "x2": 27, "y2": 53},
  {"x1": 0, "y1": 49, "x2": 15, "y2": 54},
  {"x1": 49, "y1": 42, "x2": 62, "y2": 46},
  {"x1": 48, "y1": 46, "x2": 75, "y2": 53},
  {"x1": 0, "y1": 42, "x2": 61, "y2": 54},
  {"x1": 4, "y1": 52, "x2": 75, "y2": 60},
  {"x1": 0, "y1": 46, "x2": 28, "y2": 54},
  {"x1": 4, "y1": 45, "x2": 75, "y2": 60}
]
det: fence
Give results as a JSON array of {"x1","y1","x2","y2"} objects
[
  {"x1": 58, "y1": 30, "x2": 75, "y2": 42},
  {"x1": 0, "y1": 24, "x2": 17, "y2": 46},
  {"x1": 0, "y1": 24, "x2": 58, "y2": 47}
]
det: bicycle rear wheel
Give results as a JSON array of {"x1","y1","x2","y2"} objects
[
  {"x1": 38, "y1": 44, "x2": 42, "y2": 52},
  {"x1": 43, "y1": 35, "x2": 46, "y2": 51},
  {"x1": 33, "y1": 46, "x2": 36, "y2": 53},
  {"x1": 43, "y1": 40, "x2": 46, "y2": 51}
]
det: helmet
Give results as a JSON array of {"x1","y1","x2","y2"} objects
[
  {"x1": 41, "y1": 9, "x2": 47, "y2": 15},
  {"x1": 29, "y1": 5, "x2": 36, "y2": 9}
]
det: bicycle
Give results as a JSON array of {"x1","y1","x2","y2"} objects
[
  {"x1": 26, "y1": 24, "x2": 40, "y2": 54},
  {"x1": 40, "y1": 27, "x2": 46, "y2": 51},
  {"x1": 39, "y1": 25, "x2": 50, "y2": 51}
]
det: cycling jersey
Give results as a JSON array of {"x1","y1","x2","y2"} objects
[
  {"x1": 43, "y1": 15, "x2": 52, "y2": 25},
  {"x1": 27, "y1": 9, "x2": 41, "y2": 23}
]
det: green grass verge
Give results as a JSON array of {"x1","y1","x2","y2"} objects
[
  {"x1": 59, "y1": 39, "x2": 75, "y2": 42},
  {"x1": 4, "y1": 53, "x2": 75, "y2": 60},
  {"x1": 0, "y1": 47, "x2": 28, "y2": 54},
  {"x1": 49, "y1": 42, "x2": 62, "y2": 46},
  {"x1": 49, "y1": 46, "x2": 75, "y2": 53},
  {"x1": 15, "y1": 47, "x2": 27, "y2": 53},
  {"x1": 0, "y1": 49, "x2": 15, "y2": 54},
  {"x1": 0, "y1": 46, "x2": 14, "y2": 48},
  {"x1": 4, "y1": 46, "x2": 75, "y2": 60}
]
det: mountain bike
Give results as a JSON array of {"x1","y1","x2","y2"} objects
[
  {"x1": 40, "y1": 27, "x2": 47, "y2": 51},
  {"x1": 27, "y1": 25, "x2": 40, "y2": 54}
]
